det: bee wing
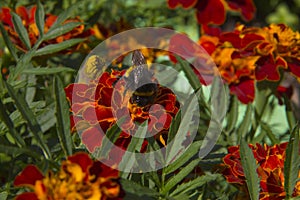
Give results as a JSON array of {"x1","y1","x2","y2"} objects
[{"x1": 132, "y1": 50, "x2": 146, "y2": 66}]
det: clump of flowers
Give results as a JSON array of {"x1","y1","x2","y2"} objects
[
  {"x1": 198, "y1": 23, "x2": 300, "y2": 103},
  {"x1": 222, "y1": 143, "x2": 300, "y2": 199},
  {"x1": 0, "y1": 5, "x2": 94, "y2": 52},
  {"x1": 14, "y1": 152, "x2": 124, "y2": 200}
]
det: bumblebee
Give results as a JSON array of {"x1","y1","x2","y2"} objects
[{"x1": 124, "y1": 50, "x2": 158, "y2": 107}]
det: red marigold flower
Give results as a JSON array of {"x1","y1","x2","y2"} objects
[
  {"x1": 14, "y1": 152, "x2": 124, "y2": 200},
  {"x1": 222, "y1": 143, "x2": 300, "y2": 199},
  {"x1": 65, "y1": 65, "x2": 180, "y2": 158},
  {"x1": 0, "y1": 5, "x2": 94, "y2": 53},
  {"x1": 166, "y1": 0, "x2": 256, "y2": 27}
]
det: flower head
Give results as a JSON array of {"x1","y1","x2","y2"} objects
[
  {"x1": 14, "y1": 152, "x2": 123, "y2": 200},
  {"x1": 65, "y1": 59, "x2": 180, "y2": 160},
  {"x1": 222, "y1": 143, "x2": 300, "y2": 199}
]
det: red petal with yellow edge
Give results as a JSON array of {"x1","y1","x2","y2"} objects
[
  {"x1": 64, "y1": 83, "x2": 89, "y2": 103},
  {"x1": 195, "y1": 0, "x2": 226, "y2": 25},
  {"x1": 67, "y1": 152, "x2": 93, "y2": 174},
  {"x1": 230, "y1": 78, "x2": 255, "y2": 104},
  {"x1": 16, "y1": 6, "x2": 29, "y2": 24},
  {"x1": 81, "y1": 126, "x2": 104, "y2": 152},
  {"x1": 167, "y1": 0, "x2": 197, "y2": 9},
  {"x1": 227, "y1": 0, "x2": 256, "y2": 21},
  {"x1": 14, "y1": 165, "x2": 44, "y2": 187},
  {"x1": 201, "y1": 24, "x2": 221, "y2": 36},
  {"x1": 15, "y1": 192, "x2": 39, "y2": 200}
]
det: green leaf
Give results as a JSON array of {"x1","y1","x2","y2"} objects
[
  {"x1": 11, "y1": 12, "x2": 31, "y2": 50},
  {"x1": 0, "y1": 144, "x2": 40, "y2": 158},
  {"x1": 4, "y1": 82, "x2": 51, "y2": 159},
  {"x1": 167, "y1": 110, "x2": 181, "y2": 144},
  {"x1": 225, "y1": 95, "x2": 239, "y2": 133},
  {"x1": 0, "y1": 98, "x2": 25, "y2": 147},
  {"x1": 34, "y1": 38, "x2": 85, "y2": 56},
  {"x1": 0, "y1": 191, "x2": 8, "y2": 200},
  {"x1": 23, "y1": 67, "x2": 75, "y2": 75},
  {"x1": 240, "y1": 139, "x2": 260, "y2": 200},
  {"x1": 119, "y1": 121, "x2": 148, "y2": 174},
  {"x1": 48, "y1": 3, "x2": 81, "y2": 31},
  {"x1": 170, "y1": 174, "x2": 219, "y2": 196},
  {"x1": 0, "y1": 23, "x2": 18, "y2": 61},
  {"x1": 177, "y1": 57, "x2": 201, "y2": 91},
  {"x1": 8, "y1": 49, "x2": 35, "y2": 81},
  {"x1": 54, "y1": 76, "x2": 73, "y2": 156},
  {"x1": 164, "y1": 141, "x2": 202, "y2": 175},
  {"x1": 35, "y1": 0, "x2": 45, "y2": 37},
  {"x1": 237, "y1": 104, "x2": 252, "y2": 143},
  {"x1": 284, "y1": 124, "x2": 300, "y2": 198},
  {"x1": 44, "y1": 22, "x2": 82, "y2": 40},
  {"x1": 259, "y1": 121, "x2": 280, "y2": 144},
  {"x1": 166, "y1": 91, "x2": 199, "y2": 164},
  {"x1": 120, "y1": 179, "x2": 159, "y2": 198},
  {"x1": 161, "y1": 158, "x2": 201, "y2": 195}
]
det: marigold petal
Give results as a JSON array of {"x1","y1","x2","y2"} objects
[
  {"x1": 195, "y1": 0, "x2": 226, "y2": 25},
  {"x1": 14, "y1": 165, "x2": 44, "y2": 187},
  {"x1": 227, "y1": 0, "x2": 256, "y2": 21},
  {"x1": 81, "y1": 127, "x2": 104, "y2": 152},
  {"x1": 15, "y1": 192, "x2": 39, "y2": 200},
  {"x1": 67, "y1": 152, "x2": 93, "y2": 174},
  {"x1": 230, "y1": 78, "x2": 255, "y2": 104}
]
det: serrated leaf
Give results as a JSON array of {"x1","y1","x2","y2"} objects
[
  {"x1": 120, "y1": 179, "x2": 159, "y2": 198},
  {"x1": 284, "y1": 124, "x2": 300, "y2": 198},
  {"x1": 240, "y1": 139, "x2": 260, "y2": 200},
  {"x1": 164, "y1": 141, "x2": 202, "y2": 175},
  {"x1": 170, "y1": 174, "x2": 219, "y2": 196},
  {"x1": 5, "y1": 82, "x2": 51, "y2": 159},
  {"x1": 12, "y1": 12, "x2": 31, "y2": 50},
  {"x1": 44, "y1": 22, "x2": 82, "y2": 40},
  {"x1": 161, "y1": 158, "x2": 201, "y2": 195},
  {"x1": 0, "y1": 98, "x2": 25, "y2": 147},
  {"x1": 54, "y1": 76, "x2": 73, "y2": 156},
  {"x1": 23, "y1": 67, "x2": 75, "y2": 75},
  {"x1": 35, "y1": 0, "x2": 45, "y2": 37},
  {"x1": 0, "y1": 23, "x2": 18, "y2": 61},
  {"x1": 34, "y1": 38, "x2": 85, "y2": 56},
  {"x1": 237, "y1": 104, "x2": 252, "y2": 143}
]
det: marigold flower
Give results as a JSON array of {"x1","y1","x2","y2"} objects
[
  {"x1": 14, "y1": 152, "x2": 124, "y2": 200},
  {"x1": 0, "y1": 5, "x2": 94, "y2": 53},
  {"x1": 167, "y1": 0, "x2": 256, "y2": 26},
  {"x1": 222, "y1": 143, "x2": 300, "y2": 199},
  {"x1": 65, "y1": 65, "x2": 180, "y2": 158}
]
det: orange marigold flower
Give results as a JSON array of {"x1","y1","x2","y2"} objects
[
  {"x1": 65, "y1": 67, "x2": 180, "y2": 157},
  {"x1": 0, "y1": 5, "x2": 94, "y2": 53},
  {"x1": 14, "y1": 152, "x2": 124, "y2": 200},
  {"x1": 222, "y1": 143, "x2": 300, "y2": 199}
]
